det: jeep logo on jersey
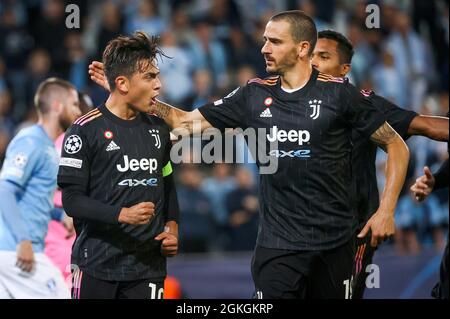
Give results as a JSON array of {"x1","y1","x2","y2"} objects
[
  {"x1": 266, "y1": 126, "x2": 310, "y2": 145},
  {"x1": 116, "y1": 155, "x2": 158, "y2": 174},
  {"x1": 309, "y1": 99, "x2": 321, "y2": 120},
  {"x1": 149, "y1": 129, "x2": 161, "y2": 149}
]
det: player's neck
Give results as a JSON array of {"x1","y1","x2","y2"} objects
[
  {"x1": 105, "y1": 94, "x2": 139, "y2": 120},
  {"x1": 280, "y1": 61, "x2": 313, "y2": 90},
  {"x1": 39, "y1": 117, "x2": 63, "y2": 141}
]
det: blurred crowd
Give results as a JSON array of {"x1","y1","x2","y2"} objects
[{"x1": 0, "y1": 0, "x2": 448, "y2": 254}]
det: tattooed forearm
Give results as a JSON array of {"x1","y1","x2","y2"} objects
[
  {"x1": 370, "y1": 122, "x2": 397, "y2": 149},
  {"x1": 153, "y1": 100, "x2": 172, "y2": 119}
]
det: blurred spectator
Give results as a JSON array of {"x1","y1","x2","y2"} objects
[
  {"x1": 423, "y1": 194, "x2": 448, "y2": 251},
  {"x1": 64, "y1": 32, "x2": 88, "y2": 91},
  {"x1": 395, "y1": 184, "x2": 422, "y2": 255},
  {"x1": 158, "y1": 30, "x2": 193, "y2": 105},
  {"x1": 0, "y1": 4, "x2": 33, "y2": 72},
  {"x1": 169, "y1": 7, "x2": 196, "y2": 48},
  {"x1": 226, "y1": 27, "x2": 266, "y2": 76},
  {"x1": 0, "y1": 4, "x2": 33, "y2": 122},
  {"x1": 125, "y1": 0, "x2": 166, "y2": 36},
  {"x1": 386, "y1": 10, "x2": 430, "y2": 111},
  {"x1": 345, "y1": 22, "x2": 377, "y2": 87},
  {"x1": 207, "y1": 0, "x2": 242, "y2": 45},
  {"x1": 177, "y1": 165, "x2": 215, "y2": 253},
  {"x1": 0, "y1": 127, "x2": 9, "y2": 166},
  {"x1": 225, "y1": 167, "x2": 259, "y2": 251},
  {"x1": 201, "y1": 163, "x2": 236, "y2": 250},
  {"x1": 297, "y1": 0, "x2": 329, "y2": 31},
  {"x1": 184, "y1": 69, "x2": 214, "y2": 110},
  {"x1": 0, "y1": 57, "x2": 6, "y2": 92},
  {"x1": 235, "y1": 65, "x2": 257, "y2": 87},
  {"x1": 412, "y1": 0, "x2": 448, "y2": 88},
  {"x1": 23, "y1": 48, "x2": 53, "y2": 120},
  {"x1": 189, "y1": 20, "x2": 229, "y2": 90},
  {"x1": 0, "y1": 89, "x2": 15, "y2": 137},
  {"x1": 31, "y1": 0, "x2": 68, "y2": 75},
  {"x1": 371, "y1": 49, "x2": 408, "y2": 108},
  {"x1": 94, "y1": 1, "x2": 123, "y2": 61}
]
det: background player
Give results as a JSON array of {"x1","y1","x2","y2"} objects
[
  {"x1": 311, "y1": 29, "x2": 449, "y2": 299},
  {"x1": 58, "y1": 31, "x2": 179, "y2": 299},
  {"x1": 411, "y1": 154, "x2": 448, "y2": 299},
  {"x1": 0, "y1": 78, "x2": 81, "y2": 298},
  {"x1": 89, "y1": 11, "x2": 410, "y2": 298}
]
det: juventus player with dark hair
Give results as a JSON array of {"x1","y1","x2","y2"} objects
[
  {"x1": 58, "y1": 31, "x2": 179, "y2": 299},
  {"x1": 89, "y1": 11, "x2": 409, "y2": 298},
  {"x1": 312, "y1": 29, "x2": 449, "y2": 299}
]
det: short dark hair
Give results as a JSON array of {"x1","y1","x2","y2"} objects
[
  {"x1": 318, "y1": 30, "x2": 354, "y2": 64},
  {"x1": 270, "y1": 10, "x2": 317, "y2": 56},
  {"x1": 34, "y1": 77, "x2": 76, "y2": 114},
  {"x1": 102, "y1": 31, "x2": 164, "y2": 91}
]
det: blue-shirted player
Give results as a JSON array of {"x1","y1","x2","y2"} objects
[{"x1": 0, "y1": 78, "x2": 81, "y2": 298}]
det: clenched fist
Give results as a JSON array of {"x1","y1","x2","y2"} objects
[{"x1": 118, "y1": 202, "x2": 155, "y2": 225}]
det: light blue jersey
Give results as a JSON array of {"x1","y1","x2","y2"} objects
[{"x1": 0, "y1": 125, "x2": 59, "y2": 252}]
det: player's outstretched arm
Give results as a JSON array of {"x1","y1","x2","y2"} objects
[
  {"x1": 88, "y1": 61, "x2": 110, "y2": 92},
  {"x1": 89, "y1": 61, "x2": 212, "y2": 135},
  {"x1": 358, "y1": 122, "x2": 410, "y2": 247},
  {"x1": 408, "y1": 115, "x2": 449, "y2": 141}
]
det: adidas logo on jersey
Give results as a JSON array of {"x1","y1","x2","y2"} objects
[
  {"x1": 260, "y1": 108, "x2": 272, "y2": 118},
  {"x1": 106, "y1": 141, "x2": 121, "y2": 152}
]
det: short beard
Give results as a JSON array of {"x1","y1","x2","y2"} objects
[{"x1": 59, "y1": 115, "x2": 72, "y2": 131}]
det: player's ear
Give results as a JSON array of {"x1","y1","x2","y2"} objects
[
  {"x1": 51, "y1": 100, "x2": 64, "y2": 114},
  {"x1": 298, "y1": 41, "x2": 310, "y2": 59},
  {"x1": 340, "y1": 64, "x2": 351, "y2": 77},
  {"x1": 115, "y1": 76, "x2": 129, "y2": 93}
]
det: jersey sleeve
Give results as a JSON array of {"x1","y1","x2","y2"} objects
[
  {"x1": 198, "y1": 86, "x2": 248, "y2": 131},
  {"x1": 162, "y1": 129, "x2": 179, "y2": 223},
  {"x1": 369, "y1": 94, "x2": 418, "y2": 140},
  {"x1": 340, "y1": 82, "x2": 386, "y2": 138},
  {"x1": 57, "y1": 124, "x2": 91, "y2": 187},
  {"x1": 0, "y1": 136, "x2": 42, "y2": 188}
]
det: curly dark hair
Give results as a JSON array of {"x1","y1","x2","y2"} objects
[{"x1": 102, "y1": 31, "x2": 165, "y2": 90}]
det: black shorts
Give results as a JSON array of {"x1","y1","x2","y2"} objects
[
  {"x1": 251, "y1": 237, "x2": 357, "y2": 299},
  {"x1": 71, "y1": 268, "x2": 165, "y2": 299},
  {"x1": 352, "y1": 233, "x2": 377, "y2": 299}
]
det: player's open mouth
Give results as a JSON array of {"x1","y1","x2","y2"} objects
[{"x1": 150, "y1": 97, "x2": 157, "y2": 105}]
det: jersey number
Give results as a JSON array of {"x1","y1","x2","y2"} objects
[{"x1": 149, "y1": 282, "x2": 164, "y2": 299}]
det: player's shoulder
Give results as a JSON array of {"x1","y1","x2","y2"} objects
[
  {"x1": 316, "y1": 72, "x2": 349, "y2": 85},
  {"x1": 4, "y1": 127, "x2": 47, "y2": 166},
  {"x1": 9, "y1": 125, "x2": 46, "y2": 149},
  {"x1": 246, "y1": 76, "x2": 279, "y2": 87},
  {"x1": 72, "y1": 107, "x2": 103, "y2": 129},
  {"x1": 68, "y1": 107, "x2": 104, "y2": 134},
  {"x1": 360, "y1": 89, "x2": 375, "y2": 97}
]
